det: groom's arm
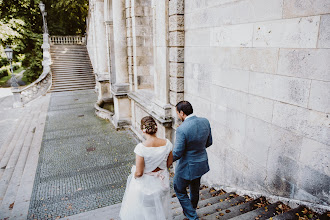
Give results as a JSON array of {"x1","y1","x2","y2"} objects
[
  {"x1": 173, "y1": 129, "x2": 186, "y2": 162},
  {"x1": 206, "y1": 126, "x2": 213, "y2": 148}
]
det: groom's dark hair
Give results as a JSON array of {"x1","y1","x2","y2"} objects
[{"x1": 176, "y1": 101, "x2": 193, "y2": 116}]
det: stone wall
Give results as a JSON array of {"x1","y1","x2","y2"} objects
[
  {"x1": 126, "y1": 0, "x2": 154, "y2": 90},
  {"x1": 184, "y1": 0, "x2": 330, "y2": 206}
]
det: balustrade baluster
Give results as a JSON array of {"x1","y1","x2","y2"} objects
[{"x1": 49, "y1": 35, "x2": 85, "y2": 45}]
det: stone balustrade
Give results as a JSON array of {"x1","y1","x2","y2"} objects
[
  {"x1": 50, "y1": 35, "x2": 86, "y2": 45},
  {"x1": 12, "y1": 33, "x2": 52, "y2": 108}
]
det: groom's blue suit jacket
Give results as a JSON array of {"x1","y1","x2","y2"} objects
[{"x1": 173, "y1": 115, "x2": 212, "y2": 180}]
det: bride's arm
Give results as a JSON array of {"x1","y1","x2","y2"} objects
[
  {"x1": 167, "y1": 151, "x2": 173, "y2": 168},
  {"x1": 134, "y1": 154, "x2": 145, "y2": 178}
]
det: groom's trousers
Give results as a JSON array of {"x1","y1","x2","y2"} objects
[{"x1": 174, "y1": 175, "x2": 201, "y2": 220}]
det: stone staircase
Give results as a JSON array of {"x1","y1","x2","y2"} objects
[
  {"x1": 170, "y1": 186, "x2": 329, "y2": 220},
  {"x1": 50, "y1": 45, "x2": 96, "y2": 92},
  {"x1": 0, "y1": 95, "x2": 50, "y2": 220},
  {"x1": 60, "y1": 185, "x2": 329, "y2": 220}
]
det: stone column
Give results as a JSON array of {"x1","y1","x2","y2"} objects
[
  {"x1": 112, "y1": 0, "x2": 129, "y2": 91},
  {"x1": 111, "y1": 0, "x2": 131, "y2": 128},
  {"x1": 152, "y1": 0, "x2": 172, "y2": 127},
  {"x1": 93, "y1": 0, "x2": 111, "y2": 102},
  {"x1": 105, "y1": 20, "x2": 114, "y2": 88}
]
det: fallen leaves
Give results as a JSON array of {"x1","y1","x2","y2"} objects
[{"x1": 9, "y1": 202, "x2": 14, "y2": 210}]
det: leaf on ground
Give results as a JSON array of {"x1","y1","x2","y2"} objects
[{"x1": 9, "y1": 202, "x2": 14, "y2": 210}]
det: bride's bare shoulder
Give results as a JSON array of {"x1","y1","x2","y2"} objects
[{"x1": 143, "y1": 138, "x2": 167, "y2": 147}]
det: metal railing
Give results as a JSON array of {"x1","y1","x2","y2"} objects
[{"x1": 50, "y1": 35, "x2": 86, "y2": 45}]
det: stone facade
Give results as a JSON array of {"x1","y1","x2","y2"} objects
[{"x1": 86, "y1": 0, "x2": 330, "y2": 207}]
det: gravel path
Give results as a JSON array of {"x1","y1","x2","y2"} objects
[{"x1": 27, "y1": 89, "x2": 139, "y2": 220}]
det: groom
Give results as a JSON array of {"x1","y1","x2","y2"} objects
[{"x1": 173, "y1": 101, "x2": 213, "y2": 220}]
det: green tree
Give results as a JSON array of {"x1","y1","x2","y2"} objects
[
  {"x1": 44, "y1": 0, "x2": 89, "y2": 35},
  {"x1": 0, "y1": 0, "x2": 89, "y2": 84},
  {"x1": 0, "y1": 0, "x2": 43, "y2": 83}
]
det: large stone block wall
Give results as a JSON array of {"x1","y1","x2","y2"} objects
[
  {"x1": 184, "y1": 0, "x2": 330, "y2": 206},
  {"x1": 126, "y1": 0, "x2": 154, "y2": 90}
]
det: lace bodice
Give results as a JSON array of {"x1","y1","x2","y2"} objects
[{"x1": 134, "y1": 139, "x2": 173, "y2": 173}]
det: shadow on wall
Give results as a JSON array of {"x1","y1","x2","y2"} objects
[{"x1": 270, "y1": 156, "x2": 330, "y2": 206}]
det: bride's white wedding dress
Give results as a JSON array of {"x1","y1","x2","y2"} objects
[{"x1": 119, "y1": 139, "x2": 173, "y2": 220}]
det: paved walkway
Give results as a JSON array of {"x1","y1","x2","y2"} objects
[{"x1": 26, "y1": 89, "x2": 138, "y2": 219}]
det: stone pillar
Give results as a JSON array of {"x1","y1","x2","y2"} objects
[
  {"x1": 111, "y1": 0, "x2": 131, "y2": 128},
  {"x1": 105, "y1": 21, "x2": 114, "y2": 83},
  {"x1": 112, "y1": 0, "x2": 129, "y2": 89},
  {"x1": 11, "y1": 88, "x2": 23, "y2": 108},
  {"x1": 152, "y1": 0, "x2": 172, "y2": 126},
  {"x1": 94, "y1": 0, "x2": 111, "y2": 102}
]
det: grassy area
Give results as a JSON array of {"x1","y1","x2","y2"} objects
[
  {"x1": 0, "y1": 75, "x2": 11, "y2": 86},
  {"x1": 14, "y1": 66, "x2": 24, "y2": 74},
  {"x1": 0, "y1": 67, "x2": 25, "y2": 87}
]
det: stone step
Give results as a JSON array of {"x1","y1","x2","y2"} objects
[
  {"x1": 51, "y1": 82, "x2": 96, "y2": 88},
  {"x1": 51, "y1": 67, "x2": 93, "y2": 71},
  {"x1": 0, "y1": 111, "x2": 39, "y2": 219},
  {"x1": 10, "y1": 97, "x2": 50, "y2": 219},
  {"x1": 173, "y1": 195, "x2": 245, "y2": 219},
  {"x1": 0, "y1": 114, "x2": 25, "y2": 163},
  {"x1": 0, "y1": 105, "x2": 37, "y2": 207},
  {"x1": 52, "y1": 59, "x2": 91, "y2": 63},
  {"x1": 228, "y1": 201, "x2": 282, "y2": 220},
  {"x1": 271, "y1": 206, "x2": 305, "y2": 220},
  {"x1": 53, "y1": 75, "x2": 95, "y2": 83},
  {"x1": 51, "y1": 83, "x2": 95, "y2": 87},
  {"x1": 0, "y1": 113, "x2": 31, "y2": 180},
  {"x1": 50, "y1": 50, "x2": 88, "y2": 53},
  {"x1": 51, "y1": 52, "x2": 89, "y2": 55},
  {"x1": 50, "y1": 48, "x2": 88, "y2": 51},
  {"x1": 50, "y1": 49, "x2": 88, "y2": 53},
  {"x1": 50, "y1": 53, "x2": 89, "y2": 55},
  {"x1": 201, "y1": 197, "x2": 267, "y2": 220},
  {"x1": 52, "y1": 54, "x2": 89, "y2": 59},
  {"x1": 55, "y1": 185, "x2": 329, "y2": 220},
  {"x1": 51, "y1": 84, "x2": 95, "y2": 90},
  {"x1": 312, "y1": 212, "x2": 330, "y2": 220},
  {"x1": 52, "y1": 74, "x2": 95, "y2": 78},
  {"x1": 50, "y1": 44, "x2": 95, "y2": 92},
  {"x1": 51, "y1": 63, "x2": 92, "y2": 67},
  {"x1": 52, "y1": 71, "x2": 93, "y2": 74},
  {"x1": 52, "y1": 66, "x2": 92, "y2": 69},
  {"x1": 53, "y1": 72, "x2": 93, "y2": 75},
  {"x1": 52, "y1": 70, "x2": 93, "y2": 74},
  {"x1": 51, "y1": 55, "x2": 89, "y2": 58},
  {"x1": 52, "y1": 78, "x2": 95, "y2": 83},
  {"x1": 51, "y1": 87, "x2": 96, "y2": 93},
  {"x1": 52, "y1": 71, "x2": 94, "y2": 75},
  {"x1": 52, "y1": 60, "x2": 90, "y2": 63}
]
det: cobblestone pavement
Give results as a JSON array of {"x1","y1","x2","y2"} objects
[{"x1": 27, "y1": 89, "x2": 139, "y2": 220}]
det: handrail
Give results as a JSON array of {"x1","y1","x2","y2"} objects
[{"x1": 50, "y1": 35, "x2": 86, "y2": 45}]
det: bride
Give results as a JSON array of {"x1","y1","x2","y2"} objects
[{"x1": 119, "y1": 116, "x2": 173, "y2": 220}]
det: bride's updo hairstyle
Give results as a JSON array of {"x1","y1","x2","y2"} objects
[{"x1": 141, "y1": 116, "x2": 158, "y2": 135}]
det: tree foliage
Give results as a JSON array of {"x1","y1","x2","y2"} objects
[
  {"x1": 0, "y1": 0, "x2": 43, "y2": 83},
  {"x1": 0, "y1": 0, "x2": 88, "y2": 83},
  {"x1": 44, "y1": 0, "x2": 89, "y2": 35}
]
